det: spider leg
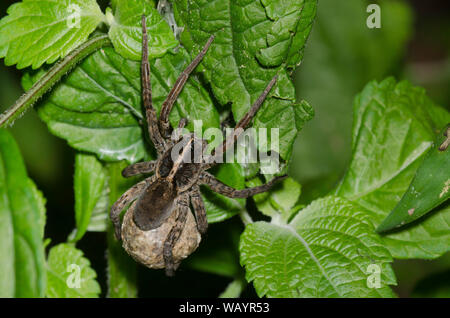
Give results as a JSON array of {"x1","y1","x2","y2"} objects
[
  {"x1": 163, "y1": 194, "x2": 189, "y2": 276},
  {"x1": 190, "y1": 185, "x2": 208, "y2": 234},
  {"x1": 207, "y1": 75, "x2": 278, "y2": 167},
  {"x1": 141, "y1": 15, "x2": 166, "y2": 154},
  {"x1": 110, "y1": 177, "x2": 152, "y2": 240},
  {"x1": 122, "y1": 161, "x2": 156, "y2": 178},
  {"x1": 178, "y1": 118, "x2": 188, "y2": 129},
  {"x1": 170, "y1": 117, "x2": 188, "y2": 143},
  {"x1": 200, "y1": 171, "x2": 287, "y2": 198},
  {"x1": 159, "y1": 36, "x2": 214, "y2": 139}
]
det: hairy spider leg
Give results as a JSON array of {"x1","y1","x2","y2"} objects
[
  {"x1": 190, "y1": 185, "x2": 208, "y2": 234},
  {"x1": 159, "y1": 36, "x2": 215, "y2": 138},
  {"x1": 141, "y1": 15, "x2": 166, "y2": 154},
  {"x1": 110, "y1": 177, "x2": 153, "y2": 240},
  {"x1": 163, "y1": 194, "x2": 190, "y2": 276},
  {"x1": 200, "y1": 172, "x2": 287, "y2": 198},
  {"x1": 207, "y1": 75, "x2": 278, "y2": 167},
  {"x1": 122, "y1": 161, "x2": 156, "y2": 178}
]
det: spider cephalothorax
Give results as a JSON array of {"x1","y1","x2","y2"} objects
[{"x1": 110, "y1": 15, "x2": 286, "y2": 276}]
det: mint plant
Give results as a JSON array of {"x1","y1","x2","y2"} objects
[{"x1": 0, "y1": 0, "x2": 448, "y2": 298}]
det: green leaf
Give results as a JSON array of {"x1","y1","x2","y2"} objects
[
  {"x1": 86, "y1": 182, "x2": 110, "y2": 232},
  {"x1": 377, "y1": 124, "x2": 450, "y2": 232},
  {"x1": 30, "y1": 177, "x2": 47, "y2": 240},
  {"x1": 0, "y1": 34, "x2": 112, "y2": 129},
  {"x1": 172, "y1": 0, "x2": 316, "y2": 160},
  {"x1": 46, "y1": 243, "x2": 101, "y2": 298},
  {"x1": 292, "y1": 0, "x2": 413, "y2": 185},
  {"x1": 23, "y1": 46, "x2": 219, "y2": 163},
  {"x1": 336, "y1": 78, "x2": 450, "y2": 259},
  {"x1": 0, "y1": 129, "x2": 46, "y2": 297},
  {"x1": 240, "y1": 196, "x2": 396, "y2": 298},
  {"x1": 258, "y1": 0, "x2": 317, "y2": 69},
  {"x1": 69, "y1": 153, "x2": 107, "y2": 242},
  {"x1": 108, "y1": 0, "x2": 178, "y2": 60},
  {"x1": 250, "y1": 176, "x2": 301, "y2": 222},
  {"x1": 0, "y1": 0, "x2": 105, "y2": 69},
  {"x1": 202, "y1": 163, "x2": 246, "y2": 223},
  {"x1": 219, "y1": 278, "x2": 246, "y2": 298}
]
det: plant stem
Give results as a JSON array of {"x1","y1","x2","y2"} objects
[
  {"x1": 106, "y1": 162, "x2": 138, "y2": 298},
  {"x1": 218, "y1": 277, "x2": 247, "y2": 298},
  {"x1": 239, "y1": 209, "x2": 253, "y2": 225},
  {"x1": 0, "y1": 35, "x2": 112, "y2": 128}
]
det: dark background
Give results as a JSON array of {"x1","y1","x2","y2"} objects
[{"x1": 0, "y1": 0, "x2": 449, "y2": 297}]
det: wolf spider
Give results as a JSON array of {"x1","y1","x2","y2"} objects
[{"x1": 110, "y1": 15, "x2": 286, "y2": 276}]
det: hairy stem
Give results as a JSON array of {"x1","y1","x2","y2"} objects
[{"x1": 0, "y1": 35, "x2": 112, "y2": 128}]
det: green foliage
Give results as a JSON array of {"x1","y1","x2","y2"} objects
[
  {"x1": 0, "y1": 130, "x2": 102, "y2": 298},
  {"x1": 0, "y1": 35, "x2": 112, "y2": 128},
  {"x1": 46, "y1": 243, "x2": 101, "y2": 297},
  {"x1": 251, "y1": 176, "x2": 302, "y2": 222},
  {"x1": 336, "y1": 78, "x2": 450, "y2": 259},
  {"x1": 0, "y1": 0, "x2": 449, "y2": 299},
  {"x1": 22, "y1": 46, "x2": 219, "y2": 163},
  {"x1": 240, "y1": 196, "x2": 396, "y2": 298},
  {"x1": 292, "y1": 0, "x2": 412, "y2": 184},
  {"x1": 70, "y1": 153, "x2": 107, "y2": 242},
  {"x1": 241, "y1": 164, "x2": 397, "y2": 297},
  {"x1": 0, "y1": 0, "x2": 105, "y2": 69},
  {"x1": 377, "y1": 124, "x2": 450, "y2": 232},
  {"x1": 108, "y1": 0, "x2": 178, "y2": 60},
  {"x1": 172, "y1": 0, "x2": 316, "y2": 160},
  {"x1": 240, "y1": 77, "x2": 450, "y2": 297},
  {"x1": 0, "y1": 129, "x2": 46, "y2": 297},
  {"x1": 219, "y1": 278, "x2": 246, "y2": 298}
]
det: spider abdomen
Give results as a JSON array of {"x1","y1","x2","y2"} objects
[
  {"x1": 133, "y1": 179, "x2": 176, "y2": 231},
  {"x1": 122, "y1": 200, "x2": 201, "y2": 270}
]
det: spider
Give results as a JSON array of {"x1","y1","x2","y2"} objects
[{"x1": 110, "y1": 15, "x2": 287, "y2": 276}]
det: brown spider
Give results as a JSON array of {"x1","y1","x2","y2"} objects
[{"x1": 110, "y1": 15, "x2": 287, "y2": 276}]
